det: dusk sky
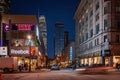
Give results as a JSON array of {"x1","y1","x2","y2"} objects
[{"x1": 10, "y1": 0, "x2": 80, "y2": 58}]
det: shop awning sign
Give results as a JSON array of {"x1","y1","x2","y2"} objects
[{"x1": 0, "y1": 47, "x2": 7, "y2": 55}]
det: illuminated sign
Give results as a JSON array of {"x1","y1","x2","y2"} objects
[
  {"x1": 0, "y1": 47, "x2": 7, "y2": 55},
  {"x1": 16, "y1": 24, "x2": 32, "y2": 30},
  {"x1": 11, "y1": 49, "x2": 29, "y2": 55},
  {"x1": 3, "y1": 23, "x2": 35, "y2": 31},
  {"x1": 10, "y1": 47, "x2": 30, "y2": 56},
  {"x1": 70, "y1": 46, "x2": 73, "y2": 60},
  {"x1": 3, "y1": 23, "x2": 10, "y2": 32}
]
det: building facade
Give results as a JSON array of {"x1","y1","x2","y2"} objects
[
  {"x1": 37, "y1": 15, "x2": 47, "y2": 67},
  {"x1": 1, "y1": 14, "x2": 39, "y2": 71},
  {"x1": 74, "y1": 0, "x2": 120, "y2": 67}
]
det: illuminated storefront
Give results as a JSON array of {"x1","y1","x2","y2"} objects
[{"x1": 2, "y1": 14, "x2": 39, "y2": 71}]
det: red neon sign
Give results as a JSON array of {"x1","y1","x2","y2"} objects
[{"x1": 16, "y1": 24, "x2": 32, "y2": 30}]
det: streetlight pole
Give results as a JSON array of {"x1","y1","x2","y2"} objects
[{"x1": 28, "y1": 35, "x2": 31, "y2": 72}]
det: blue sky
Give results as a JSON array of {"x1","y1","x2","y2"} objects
[{"x1": 11, "y1": 0, "x2": 80, "y2": 58}]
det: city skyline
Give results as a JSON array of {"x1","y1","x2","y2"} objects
[{"x1": 10, "y1": 0, "x2": 80, "y2": 58}]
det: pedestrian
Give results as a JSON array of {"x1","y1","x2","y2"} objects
[
  {"x1": 24, "y1": 63, "x2": 28, "y2": 70},
  {"x1": 18, "y1": 64, "x2": 22, "y2": 72},
  {"x1": 116, "y1": 63, "x2": 119, "y2": 70}
]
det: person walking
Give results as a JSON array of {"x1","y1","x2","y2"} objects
[{"x1": 116, "y1": 63, "x2": 120, "y2": 70}]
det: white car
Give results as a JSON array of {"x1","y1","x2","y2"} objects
[{"x1": 51, "y1": 64, "x2": 60, "y2": 70}]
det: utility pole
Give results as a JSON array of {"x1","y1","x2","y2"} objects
[{"x1": 0, "y1": 13, "x2": 2, "y2": 46}]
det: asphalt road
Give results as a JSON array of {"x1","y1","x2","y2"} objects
[{"x1": 1, "y1": 69, "x2": 120, "y2": 80}]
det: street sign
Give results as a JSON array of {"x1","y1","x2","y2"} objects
[{"x1": 0, "y1": 47, "x2": 7, "y2": 55}]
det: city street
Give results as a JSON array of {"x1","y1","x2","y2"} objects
[{"x1": 1, "y1": 69, "x2": 120, "y2": 80}]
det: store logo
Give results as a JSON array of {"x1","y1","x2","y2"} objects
[{"x1": 11, "y1": 49, "x2": 29, "y2": 54}]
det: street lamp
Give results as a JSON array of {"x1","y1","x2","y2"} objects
[{"x1": 27, "y1": 35, "x2": 31, "y2": 72}]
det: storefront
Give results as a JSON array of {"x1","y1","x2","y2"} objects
[
  {"x1": 2, "y1": 14, "x2": 39, "y2": 71},
  {"x1": 10, "y1": 46, "x2": 38, "y2": 71}
]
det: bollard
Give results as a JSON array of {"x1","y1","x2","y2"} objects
[{"x1": 0, "y1": 74, "x2": 2, "y2": 80}]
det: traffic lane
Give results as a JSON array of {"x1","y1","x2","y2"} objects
[
  {"x1": 2, "y1": 71, "x2": 120, "y2": 80},
  {"x1": 2, "y1": 72, "x2": 81, "y2": 80}
]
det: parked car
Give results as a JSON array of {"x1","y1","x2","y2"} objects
[{"x1": 51, "y1": 64, "x2": 60, "y2": 70}]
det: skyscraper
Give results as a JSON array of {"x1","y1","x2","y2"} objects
[
  {"x1": 64, "y1": 31, "x2": 69, "y2": 47},
  {"x1": 38, "y1": 15, "x2": 47, "y2": 56},
  {"x1": 54, "y1": 22, "x2": 64, "y2": 56}
]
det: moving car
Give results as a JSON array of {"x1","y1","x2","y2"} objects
[{"x1": 51, "y1": 64, "x2": 60, "y2": 70}]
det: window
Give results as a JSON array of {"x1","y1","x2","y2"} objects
[
  {"x1": 90, "y1": 19, "x2": 93, "y2": 27},
  {"x1": 97, "y1": 38, "x2": 99, "y2": 45},
  {"x1": 104, "y1": 7, "x2": 108, "y2": 14},
  {"x1": 96, "y1": 13, "x2": 99, "y2": 21},
  {"x1": 90, "y1": 42, "x2": 93, "y2": 48},
  {"x1": 90, "y1": 29, "x2": 93, "y2": 38},
  {"x1": 94, "y1": 39, "x2": 97, "y2": 46},
  {"x1": 104, "y1": 19, "x2": 108, "y2": 31},
  {"x1": 90, "y1": 10, "x2": 93, "y2": 17},
  {"x1": 96, "y1": 2, "x2": 99, "y2": 10},
  {"x1": 96, "y1": 24, "x2": 100, "y2": 34},
  {"x1": 82, "y1": 35, "x2": 84, "y2": 42},
  {"x1": 86, "y1": 33, "x2": 88, "y2": 40},
  {"x1": 94, "y1": 38, "x2": 99, "y2": 46},
  {"x1": 86, "y1": 16, "x2": 88, "y2": 22},
  {"x1": 104, "y1": 35, "x2": 108, "y2": 42}
]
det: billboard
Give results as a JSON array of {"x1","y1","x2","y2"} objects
[
  {"x1": 3, "y1": 23, "x2": 35, "y2": 32},
  {"x1": 0, "y1": 47, "x2": 7, "y2": 55}
]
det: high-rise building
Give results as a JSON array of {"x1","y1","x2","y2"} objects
[
  {"x1": 0, "y1": 0, "x2": 10, "y2": 46},
  {"x1": 74, "y1": 0, "x2": 120, "y2": 67},
  {"x1": 64, "y1": 31, "x2": 69, "y2": 47},
  {"x1": 38, "y1": 15, "x2": 47, "y2": 56},
  {"x1": 54, "y1": 22, "x2": 64, "y2": 56}
]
